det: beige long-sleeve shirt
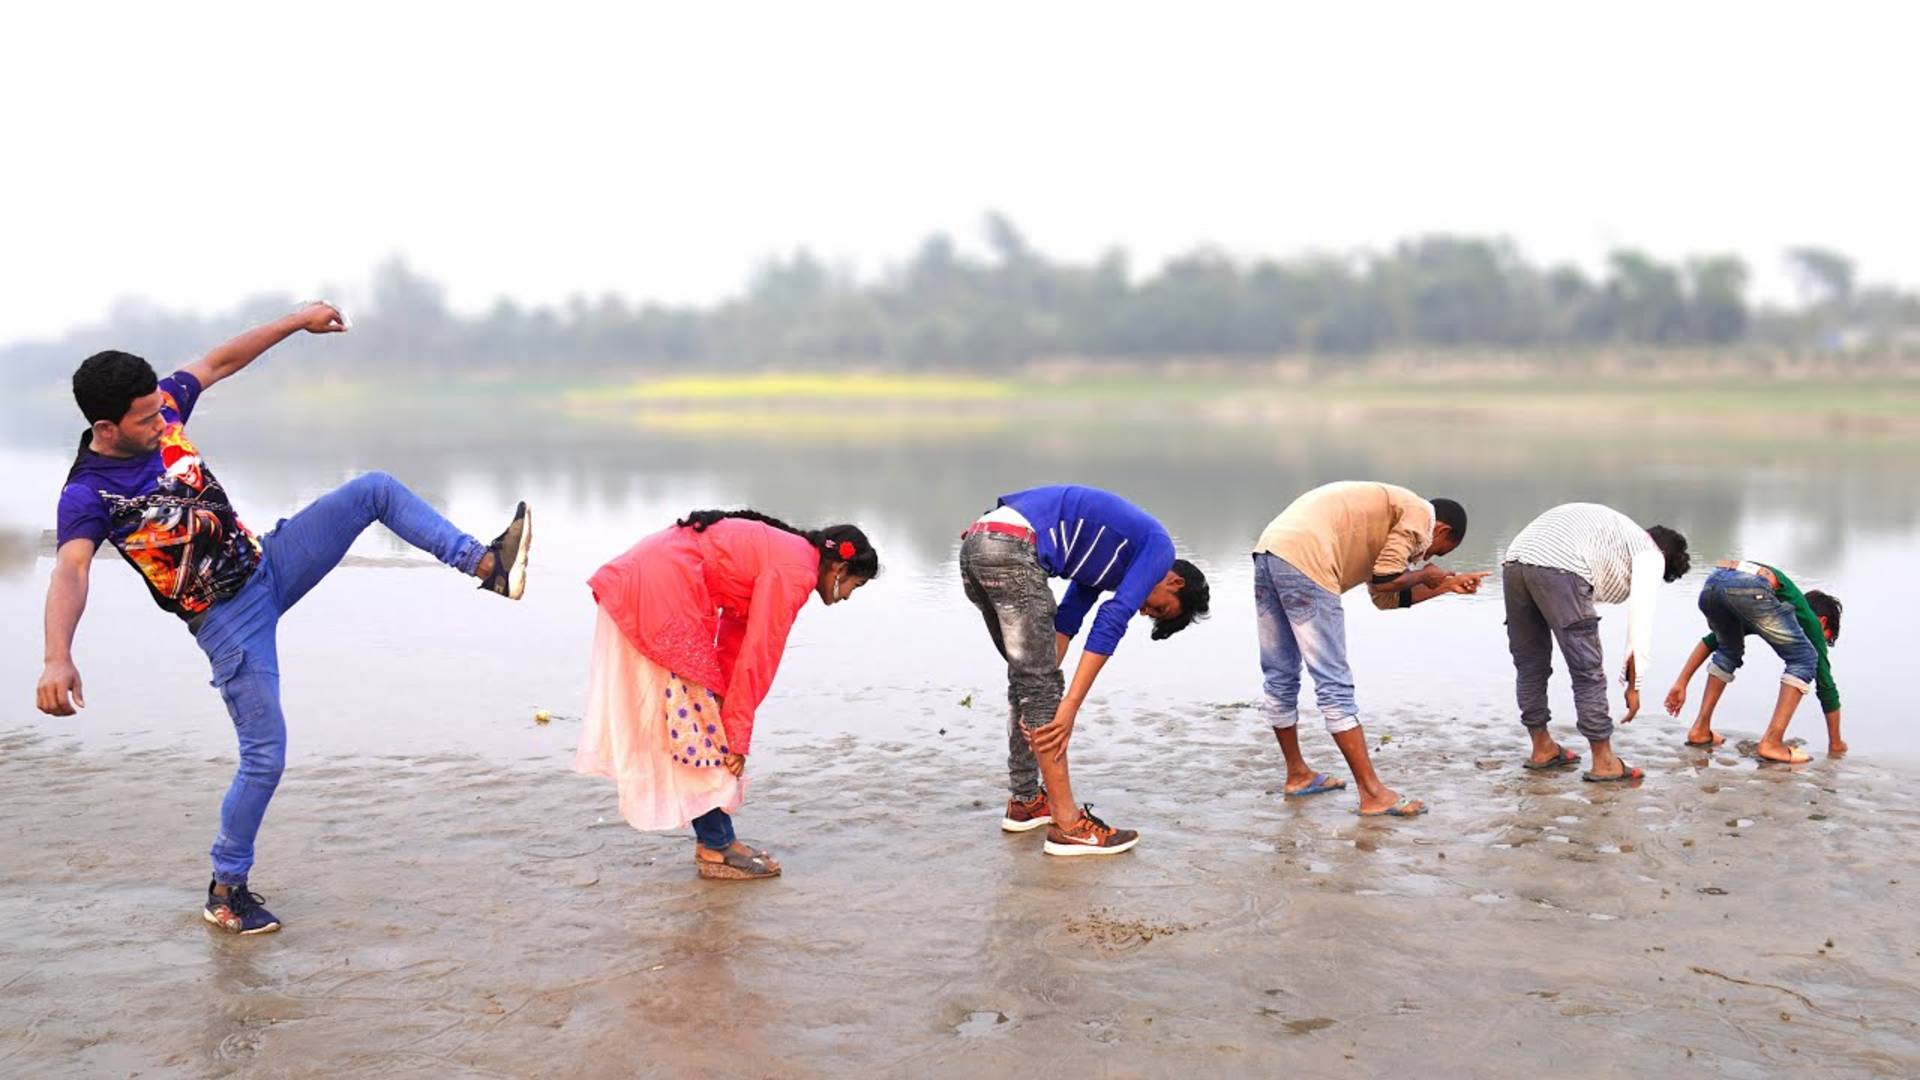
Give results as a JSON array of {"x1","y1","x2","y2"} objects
[{"x1": 1253, "y1": 481, "x2": 1435, "y2": 609}]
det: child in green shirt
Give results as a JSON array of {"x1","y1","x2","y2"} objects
[{"x1": 1664, "y1": 560, "x2": 1843, "y2": 762}]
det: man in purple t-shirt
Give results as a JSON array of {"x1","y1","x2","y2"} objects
[{"x1": 36, "y1": 301, "x2": 534, "y2": 936}]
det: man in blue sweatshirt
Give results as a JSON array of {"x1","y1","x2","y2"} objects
[{"x1": 959, "y1": 484, "x2": 1210, "y2": 856}]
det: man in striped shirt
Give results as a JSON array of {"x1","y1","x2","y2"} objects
[
  {"x1": 1502, "y1": 503, "x2": 1691, "y2": 782},
  {"x1": 961, "y1": 485, "x2": 1210, "y2": 856},
  {"x1": 1252, "y1": 481, "x2": 1484, "y2": 818}
]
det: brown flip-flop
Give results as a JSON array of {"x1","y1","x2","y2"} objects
[
  {"x1": 696, "y1": 848, "x2": 781, "y2": 880},
  {"x1": 1523, "y1": 747, "x2": 1582, "y2": 770},
  {"x1": 1581, "y1": 762, "x2": 1645, "y2": 783}
]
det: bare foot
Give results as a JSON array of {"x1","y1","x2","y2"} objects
[
  {"x1": 1685, "y1": 728, "x2": 1726, "y2": 747},
  {"x1": 1356, "y1": 788, "x2": 1418, "y2": 816},
  {"x1": 1527, "y1": 741, "x2": 1574, "y2": 766},
  {"x1": 1828, "y1": 740, "x2": 1848, "y2": 757},
  {"x1": 1283, "y1": 768, "x2": 1327, "y2": 794}
]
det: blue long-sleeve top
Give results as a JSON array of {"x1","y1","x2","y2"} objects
[{"x1": 997, "y1": 484, "x2": 1176, "y2": 656}]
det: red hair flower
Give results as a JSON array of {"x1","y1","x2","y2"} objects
[{"x1": 837, "y1": 540, "x2": 856, "y2": 559}]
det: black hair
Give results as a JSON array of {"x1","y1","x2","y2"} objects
[
  {"x1": 1432, "y1": 498, "x2": 1467, "y2": 541},
  {"x1": 73, "y1": 350, "x2": 158, "y2": 425},
  {"x1": 1150, "y1": 558, "x2": 1210, "y2": 641},
  {"x1": 1646, "y1": 525, "x2": 1690, "y2": 582},
  {"x1": 675, "y1": 509, "x2": 880, "y2": 579},
  {"x1": 1805, "y1": 590, "x2": 1842, "y2": 645}
]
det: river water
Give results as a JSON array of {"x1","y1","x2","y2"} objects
[{"x1": 2, "y1": 383, "x2": 1916, "y2": 1075}]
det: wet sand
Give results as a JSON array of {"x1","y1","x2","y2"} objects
[{"x1": 4, "y1": 702, "x2": 1918, "y2": 1078}]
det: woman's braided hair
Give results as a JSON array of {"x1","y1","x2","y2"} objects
[{"x1": 675, "y1": 509, "x2": 880, "y2": 579}]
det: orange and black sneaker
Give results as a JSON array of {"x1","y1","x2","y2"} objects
[
  {"x1": 1041, "y1": 804, "x2": 1139, "y2": 857},
  {"x1": 1000, "y1": 790, "x2": 1053, "y2": 833}
]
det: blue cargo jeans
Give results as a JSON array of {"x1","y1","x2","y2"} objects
[
  {"x1": 1698, "y1": 568, "x2": 1818, "y2": 694},
  {"x1": 1253, "y1": 552, "x2": 1360, "y2": 734},
  {"x1": 191, "y1": 472, "x2": 487, "y2": 885}
]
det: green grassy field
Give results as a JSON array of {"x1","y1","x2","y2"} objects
[{"x1": 281, "y1": 367, "x2": 1920, "y2": 432}]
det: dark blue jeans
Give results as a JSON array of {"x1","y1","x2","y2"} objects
[
  {"x1": 191, "y1": 472, "x2": 486, "y2": 885},
  {"x1": 692, "y1": 808, "x2": 735, "y2": 851},
  {"x1": 1699, "y1": 568, "x2": 1818, "y2": 694}
]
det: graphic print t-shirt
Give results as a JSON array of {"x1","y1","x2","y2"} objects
[{"x1": 55, "y1": 371, "x2": 260, "y2": 621}]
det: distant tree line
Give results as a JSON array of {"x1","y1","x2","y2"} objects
[{"x1": 8, "y1": 215, "x2": 1918, "y2": 381}]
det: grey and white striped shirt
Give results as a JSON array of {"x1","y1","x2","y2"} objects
[{"x1": 1504, "y1": 503, "x2": 1666, "y2": 688}]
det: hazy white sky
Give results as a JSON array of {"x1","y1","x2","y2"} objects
[{"x1": 2, "y1": 1, "x2": 1913, "y2": 340}]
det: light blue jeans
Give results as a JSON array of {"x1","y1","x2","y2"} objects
[
  {"x1": 1700, "y1": 568, "x2": 1818, "y2": 693},
  {"x1": 1253, "y1": 553, "x2": 1359, "y2": 734},
  {"x1": 192, "y1": 472, "x2": 486, "y2": 885}
]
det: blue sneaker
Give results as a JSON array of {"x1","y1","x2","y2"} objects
[{"x1": 203, "y1": 880, "x2": 281, "y2": 935}]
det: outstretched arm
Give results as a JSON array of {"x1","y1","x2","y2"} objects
[
  {"x1": 715, "y1": 562, "x2": 814, "y2": 760},
  {"x1": 37, "y1": 539, "x2": 96, "y2": 716},
  {"x1": 1409, "y1": 571, "x2": 1488, "y2": 605},
  {"x1": 181, "y1": 301, "x2": 347, "y2": 391},
  {"x1": 1027, "y1": 649, "x2": 1110, "y2": 760},
  {"x1": 1620, "y1": 548, "x2": 1664, "y2": 690},
  {"x1": 1664, "y1": 640, "x2": 1712, "y2": 715},
  {"x1": 1373, "y1": 568, "x2": 1486, "y2": 609},
  {"x1": 1368, "y1": 562, "x2": 1448, "y2": 599}
]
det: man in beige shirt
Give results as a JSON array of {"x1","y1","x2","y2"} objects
[{"x1": 1251, "y1": 481, "x2": 1485, "y2": 816}]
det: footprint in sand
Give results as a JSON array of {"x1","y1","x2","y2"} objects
[
  {"x1": 1038, "y1": 909, "x2": 1194, "y2": 957},
  {"x1": 216, "y1": 1029, "x2": 263, "y2": 1062},
  {"x1": 1256, "y1": 1012, "x2": 1337, "y2": 1035}
]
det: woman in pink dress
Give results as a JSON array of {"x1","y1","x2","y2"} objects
[{"x1": 576, "y1": 509, "x2": 878, "y2": 880}]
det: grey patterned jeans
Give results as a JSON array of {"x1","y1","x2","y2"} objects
[{"x1": 960, "y1": 530, "x2": 1063, "y2": 800}]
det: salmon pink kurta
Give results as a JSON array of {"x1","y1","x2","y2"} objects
[
  {"x1": 586, "y1": 518, "x2": 820, "y2": 757},
  {"x1": 575, "y1": 519, "x2": 820, "y2": 833}
]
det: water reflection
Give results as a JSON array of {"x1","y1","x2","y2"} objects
[
  {"x1": 2, "y1": 388, "x2": 1914, "y2": 760},
  {"x1": 11, "y1": 387, "x2": 1916, "y2": 574}
]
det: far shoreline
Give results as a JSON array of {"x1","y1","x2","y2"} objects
[{"x1": 290, "y1": 355, "x2": 1920, "y2": 436}]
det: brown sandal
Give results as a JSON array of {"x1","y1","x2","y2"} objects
[{"x1": 696, "y1": 847, "x2": 781, "y2": 880}]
